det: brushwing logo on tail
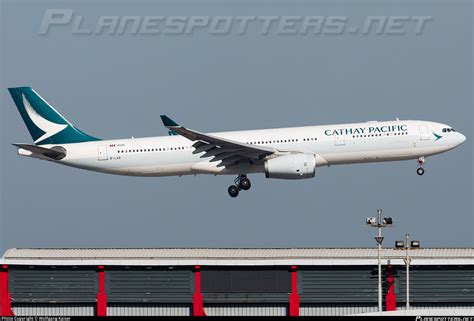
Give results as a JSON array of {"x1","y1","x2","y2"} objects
[{"x1": 22, "y1": 94, "x2": 68, "y2": 144}]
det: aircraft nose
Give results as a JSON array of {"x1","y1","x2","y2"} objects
[{"x1": 458, "y1": 133, "x2": 467, "y2": 145}]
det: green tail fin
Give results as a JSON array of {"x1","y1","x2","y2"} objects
[{"x1": 8, "y1": 87, "x2": 100, "y2": 145}]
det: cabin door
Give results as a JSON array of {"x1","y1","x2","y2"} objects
[
  {"x1": 335, "y1": 135, "x2": 345, "y2": 146},
  {"x1": 419, "y1": 125, "x2": 430, "y2": 141},
  {"x1": 98, "y1": 145, "x2": 108, "y2": 161}
]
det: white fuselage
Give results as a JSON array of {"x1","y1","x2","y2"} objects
[{"x1": 19, "y1": 120, "x2": 466, "y2": 177}]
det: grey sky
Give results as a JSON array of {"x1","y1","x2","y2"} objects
[{"x1": 0, "y1": 0, "x2": 472, "y2": 253}]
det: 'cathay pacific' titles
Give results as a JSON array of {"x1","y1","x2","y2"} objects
[{"x1": 325, "y1": 125, "x2": 408, "y2": 136}]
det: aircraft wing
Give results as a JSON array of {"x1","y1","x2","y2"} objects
[
  {"x1": 160, "y1": 115, "x2": 276, "y2": 167},
  {"x1": 13, "y1": 143, "x2": 66, "y2": 160}
]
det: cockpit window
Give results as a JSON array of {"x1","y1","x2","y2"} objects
[{"x1": 442, "y1": 128, "x2": 455, "y2": 133}]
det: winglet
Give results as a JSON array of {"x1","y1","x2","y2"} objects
[{"x1": 160, "y1": 115, "x2": 179, "y2": 127}]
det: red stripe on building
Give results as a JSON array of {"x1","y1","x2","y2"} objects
[
  {"x1": 289, "y1": 265, "x2": 300, "y2": 316},
  {"x1": 0, "y1": 265, "x2": 13, "y2": 316},
  {"x1": 96, "y1": 266, "x2": 107, "y2": 316},
  {"x1": 193, "y1": 266, "x2": 206, "y2": 316},
  {"x1": 385, "y1": 264, "x2": 396, "y2": 311}
]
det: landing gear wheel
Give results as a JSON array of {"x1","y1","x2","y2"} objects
[
  {"x1": 417, "y1": 167, "x2": 425, "y2": 176},
  {"x1": 239, "y1": 177, "x2": 251, "y2": 191},
  {"x1": 228, "y1": 185, "x2": 239, "y2": 198}
]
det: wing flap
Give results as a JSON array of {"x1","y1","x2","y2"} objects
[
  {"x1": 216, "y1": 156, "x2": 247, "y2": 168},
  {"x1": 160, "y1": 115, "x2": 277, "y2": 167},
  {"x1": 201, "y1": 147, "x2": 241, "y2": 158}
]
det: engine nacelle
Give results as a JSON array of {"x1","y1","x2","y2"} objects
[{"x1": 265, "y1": 153, "x2": 316, "y2": 179}]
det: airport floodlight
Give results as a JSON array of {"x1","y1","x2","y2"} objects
[
  {"x1": 397, "y1": 233, "x2": 421, "y2": 311},
  {"x1": 395, "y1": 240, "x2": 405, "y2": 248},
  {"x1": 411, "y1": 240, "x2": 420, "y2": 248},
  {"x1": 366, "y1": 217, "x2": 377, "y2": 225},
  {"x1": 383, "y1": 217, "x2": 393, "y2": 225},
  {"x1": 365, "y1": 209, "x2": 393, "y2": 313}
]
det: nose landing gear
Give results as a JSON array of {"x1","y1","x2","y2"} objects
[
  {"x1": 417, "y1": 157, "x2": 425, "y2": 176},
  {"x1": 228, "y1": 175, "x2": 251, "y2": 198}
]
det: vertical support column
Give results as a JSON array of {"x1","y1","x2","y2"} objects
[
  {"x1": 0, "y1": 265, "x2": 13, "y2": 316},
  {"x1": 193, "y1": 266, "x2": 205, "y2": 316},
  {"x1": 289, "y1": 265, "x2": 300, "y2": 316},
  {"x1": 385, "y1": 264, "x2": 396, "y2": 311},
  {"x1": 96, "y1": 266, "x2": 107, "y2": 316}
]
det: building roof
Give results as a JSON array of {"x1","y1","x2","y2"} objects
[{"x1": 2, "y1": 248, "x2": 472, "y2": 266}]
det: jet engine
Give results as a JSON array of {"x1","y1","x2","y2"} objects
[{"x1": 264, "y1": 153, "x2": 316, "y2": 179}]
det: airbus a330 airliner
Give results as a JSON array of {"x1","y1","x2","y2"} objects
[{"x1": 8, "y1": 87, "x2": 466, "y2": 197}]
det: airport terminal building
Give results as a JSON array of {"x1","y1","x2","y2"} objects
[{"x1": 0, "y1": 248, "x2": 472, "y2": 316}]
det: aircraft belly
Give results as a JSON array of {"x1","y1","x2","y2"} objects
[
  {"x1": 120, "y1": 163, "x2": 193, "y2": 176},
  {"x1": 322, "y1": 145, "x2": 452, "y2": 165},
  {"x1": 323, "y1": 150, "x2": 412, "y2": 165},
  {"x1": 190, "y1": 161, "x2": 264, "y2": 175}
]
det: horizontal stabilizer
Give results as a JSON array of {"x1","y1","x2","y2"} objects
[{"x1": 13, "y1": 143, "x2": 66, "y2": 160}]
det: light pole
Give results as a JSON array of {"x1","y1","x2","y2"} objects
[
  {"x1": 366, "y1": 209, "x2": 393, "y2": 313},
  {"x1": 405, "y1": 234, "x2": 411, "y2": 310},
  {"x1": 395, "y1": 234, "x2": 420, "y2": 310}
]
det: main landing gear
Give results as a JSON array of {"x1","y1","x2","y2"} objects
[
  {"x1": 417, "y1": 157, "x2": 425, "y2": 176},
  {"x1": 228, "y1": 175, "x2": 251, "y2": 198}
]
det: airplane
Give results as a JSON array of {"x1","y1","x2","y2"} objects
[{"x1": 8, "y1": 87, "x2": 467, "y2": 197}]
